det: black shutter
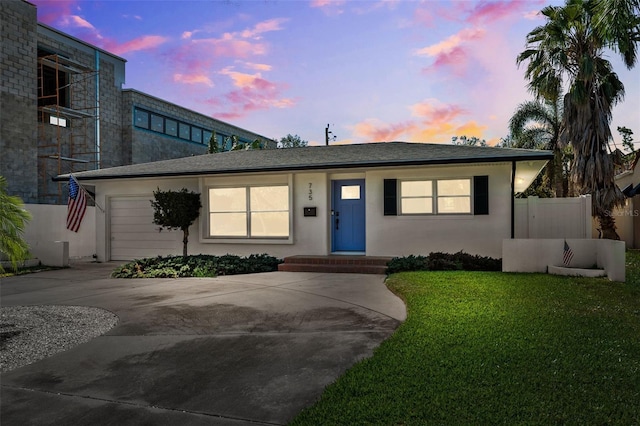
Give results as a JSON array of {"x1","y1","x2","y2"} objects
[
  {"x1": 473, "y1": 175, "x2": 489, "y2": 215},
  {"x1": 384, "y1": 179, "x2": 397, "y2": 216}
]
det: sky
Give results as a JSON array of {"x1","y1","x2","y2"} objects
[{"x1": 32, "y1": 0, "x2": 639, "y2": 147}]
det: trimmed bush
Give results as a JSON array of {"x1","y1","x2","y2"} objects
[
  {"x1": 111, "y1": 254, "x2": 282, "y2": 278},
  {"x1": 387, "y1": 251, "x2": 501, "y2": 274}
]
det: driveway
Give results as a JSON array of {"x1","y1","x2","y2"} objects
[{"x1": 0, "y1": 261, "x2": 405, "y2": 425}]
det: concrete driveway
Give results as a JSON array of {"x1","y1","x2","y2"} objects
[{"x1": 0, "y1": 261, "x2": 405, "y2": 425}]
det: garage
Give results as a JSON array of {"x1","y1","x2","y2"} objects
[{"x1": 109, "y1": 196, "x2": 181, "y2": 261}]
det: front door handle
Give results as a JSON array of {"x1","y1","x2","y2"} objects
[{"x1": 336, "y1": 218, "x2": 339, "y2": 230}]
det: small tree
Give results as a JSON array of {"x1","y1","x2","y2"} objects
[
  {"x1": 0, "y1": 176, "x2": 31, "y2": 272},
  {"x1": 279, "y1": 134, "x2": 308, "y2": 148},
  {"x1": 151, "y1": 188, "x2": 201, "y2": 257}
]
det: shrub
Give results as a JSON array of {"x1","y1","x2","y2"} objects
[
  {"x1": 387, "y1": 251, "x2": 501, "y2": 274},
  {"x1": 112, "y1": 254, "x2": 282, "y2": 278}
]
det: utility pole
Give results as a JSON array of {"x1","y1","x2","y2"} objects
[{"x1": 325, "y1": 124, "x2": 336, "y2": 145}]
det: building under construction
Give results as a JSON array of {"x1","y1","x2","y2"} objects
[{"x1": 1, "y1": 0, "x2": 274, "y2": 205}]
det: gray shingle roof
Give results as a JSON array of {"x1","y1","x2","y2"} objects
[{"x1": 55, "y1": 142, "x2": 553, "y2": 182}]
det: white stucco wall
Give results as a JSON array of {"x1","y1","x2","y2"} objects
[
  {"x1": 366, "y1": 163, "x2": 511, "y2": 258},
  {"x1": 92, "y1": 162, "x2": 515, "y2": 261},
  {"x1": 24, "y1": 204, "x2": 95, "y2": 259}
]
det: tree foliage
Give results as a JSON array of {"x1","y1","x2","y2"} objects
[
  {"x1": 279, "y1": 134, "x2": 308, "y2": 148},
  {"x1": 451, "y1": 136, "x2": 487, "y2": 147},
  {"x1": 208, "y1": 131, "x2": 269, "y2": 153},
  {"x1": 509, "y1": 98, "x2": 569, "y2": 197},
  {"x1": 0, "y1": 176, "x2": 31, "y2": 272},
  {"x1": 151, "y1": 188, "x2": 201, "y2": 257},
  {"x1": 517, "y1": 0, "x2": 639, "y2": 239}
]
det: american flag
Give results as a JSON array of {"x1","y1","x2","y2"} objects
[
  {"x1": 67, "y1": 176, "x2": 87, "y2": 232},
  {"x1": 563, "y1": 240, "x2": 574, "y2": 266}
]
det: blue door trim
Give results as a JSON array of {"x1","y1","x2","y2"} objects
[{"x1": 331, "y1": 179, "x2": 366, "y2": 252}]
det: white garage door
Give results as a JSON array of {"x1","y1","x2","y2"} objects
[{"x1": 109, "y1": 196, "x2": 181, "y2": 261}]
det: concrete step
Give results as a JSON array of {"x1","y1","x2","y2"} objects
[{"x1": 278, "y1": 255, "x2": 392, "y2": 274}]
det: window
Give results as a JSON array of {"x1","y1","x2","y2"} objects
[
  {"x1": 191, "y1": 127, "x2": 203, "y2": 143},
  {"x1": 151, "y1": 114, "x2": 164, "y2": 133},
  {"x1": 135, "y1": 109, "x2": 150, "y2": 129},
  {"x1": 341, "y1": 185, "x2": 361, "y2": 200},
  {"x1": 401, "y1": 180, "x2": 433, "y2": 214},
  {"x1": 399, "y1": 179, "x2": 471, "y2": 214},
  {"x1": 203, "y1": 130, "x2": 212, "y2": 144},
  {"x1": 179, "y1": 122, "x2": 191, "y2": 140},
  {"x1": 209, "y1": 185, "x2": 290, "y2": 238},
  {"x1": 437, "y1": 179, "x2": 471, "y2": 213},
  {"x1": 166, "y1": 119, "x2": 178, "y2": 137}
]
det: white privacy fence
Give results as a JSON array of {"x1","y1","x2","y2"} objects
[{"x1": 514, "y1": 195, "x2": 592, "y2": 239}]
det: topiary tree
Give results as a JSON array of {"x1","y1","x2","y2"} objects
[
  {"x1": 0, "y1": 176, "x2": 31, "y2": 272},
  {"x1": 151, "y1": 188, "x2": 202, "y2": 257}
]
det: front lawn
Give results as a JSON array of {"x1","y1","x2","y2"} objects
[{"x1": 291, "y1": 252, "x2": 640, "y2": 425}]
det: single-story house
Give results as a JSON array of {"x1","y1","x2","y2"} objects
[{"x1": 55, "y1": 142, "x2": 552, "y2": 262}]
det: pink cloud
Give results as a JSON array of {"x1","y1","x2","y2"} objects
[
  {"x1": 240, "y1": 18, "x2": 288, "y2": 39},
  {"x1": 193, "y1": 38, "x2": 267, "y2": 58},
  {"x1": 422, "y1": 46, "x2": 471, "y2": 76},
  {"x1": 62, "y1": 15, "x2": 96, "y2": 31},
  {"x1": 206, "y1": 74, "x2": 295, "y2": 120},
  {"x1": 415, "y1": 28, "x2": 485, "y2": 57},
  {"x1": 310, "y1": 0, "x2": 345, "y2": 8},
  {"x1": 106, "y1": 35, "x2": 169, "y2": 55},
  {"x1": 173, "y1": 73, "x2": 214, "y2": 87},
  {"x1": 411, "y1": 100, "x2": 467, "y2": 124},
  {"x1": 243, "y1": 62, "x2": 272, "y2": 71},
  {"x1": 32, "y1": 0, "x2": 76, "y2": 25},
  {"x1": 310, "y1": 0, "x2": 345, "y2": 16},
  {"x1": 465, "y1": 0, "x2": 543, "y2": 24},
  {"x1": 353, "y1": 119, "x2": 418, "y2": 142},
  {"x1": 413, "y1": 7, "x2": 435, "y2": 27}
]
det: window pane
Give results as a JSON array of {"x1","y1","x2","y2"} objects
[
  {"x1": 251, "y1": 186, "x2": 289, "y2": 211},
  {"x1": 135, "y1": 109, "x2": 149, "y2": 129},
  {"x1": 216, "y1": 134, "x2": 225, "y2": 150},
  {"x1": 151, "y1": 114, "x2": 164, "y2": 133},
  {"x1": 402, "y1": 197, "x2": 433, "y2": 214},
  {"x1": 210, "y1": 213, "x2": 247, "y2": 236},
  {"x1": 438, "y1": 179, "x2": 470, "y2": 196},
  {"x1": 401, "y1": 181, "x2": 432, "y2": 197},
  {"x1": 191, "y1": 128, "x2": 202, "y2": 143},
  {"x1": 166, "y1": 119, "x2": 178, "y2": 137},
  {"x1": 438, "y1": 197, "x2": 471, "y2": 213},
  {"x1": 341, "y1": 185, "x2": 360, "y2": 200},
  {"x1": 179, "y1": 122, "x2": 190, "y2": 140},
  {"x1": 251, "y1": 212, "x2": 289, "y2": 237},
  {"x1": 209, "y1": 188, "x2": 246, "y2": 212},
  {"x1": 203, "y1": 130, "x2": 212, "y2": 144}
]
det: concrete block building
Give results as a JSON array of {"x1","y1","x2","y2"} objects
[{"x1": 0, "y1": 0, "x2": 274, "y2": 205}]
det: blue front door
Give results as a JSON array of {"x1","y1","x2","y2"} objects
[{"x1": 331, "y1": 179, "x2": 365, "y2": 252}]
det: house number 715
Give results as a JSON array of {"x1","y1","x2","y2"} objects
[{"x1": 308, "y1": 183, "x2": 313, "y2": 201}]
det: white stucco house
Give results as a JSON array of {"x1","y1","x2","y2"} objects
[{"x1": 55, "y1": 142, "x2": 552, "y2": 262}]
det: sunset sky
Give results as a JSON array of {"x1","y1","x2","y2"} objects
[{"x1": 33, "y1": 0, "x2": 639, "y2": 147}]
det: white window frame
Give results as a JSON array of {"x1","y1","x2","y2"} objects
[
  {"x1": 399, "y1": 178, "x2": 472, "y2": 215},
  {"x1": 205, "y1": 182, "x2": 292, "y2": 242}
]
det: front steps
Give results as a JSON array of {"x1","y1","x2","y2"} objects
[{"x1": 278, "y1": 255, "x2": 392, "y2": 274}]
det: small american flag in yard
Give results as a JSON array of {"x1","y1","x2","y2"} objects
[{"x1": 563, "y1": 240, "x2": 574, "y2": 266}]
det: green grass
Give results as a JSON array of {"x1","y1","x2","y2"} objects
[{"x1": 290, "y1": 251, "x2": 640, "y2": 425}]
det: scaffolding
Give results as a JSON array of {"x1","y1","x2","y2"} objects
[{"x1": 37, "y1": 53, "x2": 99, "y2": 204}]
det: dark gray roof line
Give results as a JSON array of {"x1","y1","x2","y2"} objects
[{"x1": 54, "y1": 142, "x2": 553, "y2": 182}]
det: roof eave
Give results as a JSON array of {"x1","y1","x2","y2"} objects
[{"x1": 53, "y1": 153, "x2": 553, "y2": 182}]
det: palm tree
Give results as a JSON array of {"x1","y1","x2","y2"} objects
[
  {"x1": 517, "y1": 0, "x2": 639, "y2": 239},
  {"x1": 0, "y1": 176, "x2": 31, "y2": 272},
  {"x1": 509, "y1": 98, "x2": 567, "y2": 197}
]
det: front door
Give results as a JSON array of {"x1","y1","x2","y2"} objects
[{"x1": 331, "y1": 179, "x2": 365, "y2": 252}]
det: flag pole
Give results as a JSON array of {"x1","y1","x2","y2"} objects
[{"x1": 70, "y1": 174, "x2": 105, "y2": 213}]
